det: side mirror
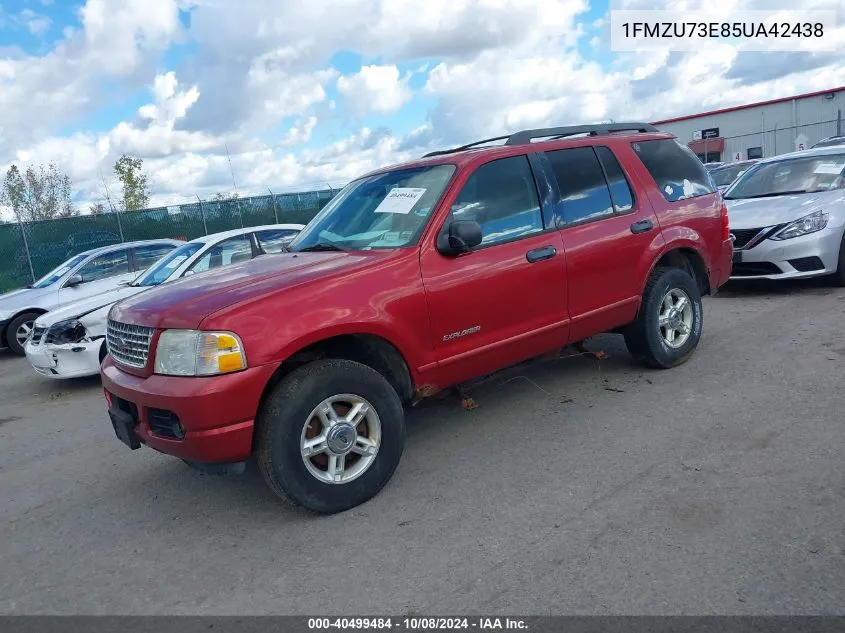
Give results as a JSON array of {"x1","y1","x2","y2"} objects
[
  {"x1": 436, "y1": 220, "x2": 482, "y2": 256},
  {"x1": 65, "y1": 273, "x2": 84, "y2": 288}
]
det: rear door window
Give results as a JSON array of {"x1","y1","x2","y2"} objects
[
  {"x1": 595, "y1": 146, "x2": 635, "y2": 213},
  {"x1": 187, "y1": 235, "x2": 253, "y2": 274},
  {"x1": 544, "y1": 147, "x2": 615, "y2": 224},
  {"x1": 632, "y1": 138, "x2": 716, "y2": 202}
]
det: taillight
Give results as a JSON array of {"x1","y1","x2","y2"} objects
[{"x1": 720, "y1": 203, "x2": 730, "y2": 241}]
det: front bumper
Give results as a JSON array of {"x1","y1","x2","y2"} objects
[
  {"x1": 100, "y1": 358, "x2": 277, "y2": 464},
  {"x1": 730, "y1": 225, "x2": 844, "y2": 280},
  {"x1": 25, "y1": 339, "x2": 103, "y2": 379}
]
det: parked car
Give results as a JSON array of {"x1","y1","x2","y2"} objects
[
  {"x1": 101, "y1": 122, "x2": 732, "y2": 514},
  {"x1": 710, "y1": 160, "x2": 760, "y2": 192},
  {"x1": 0, "y1": 239, "x2": 182, "y2": 355},
  {"x1": 811, "y1": 136, "x2": 845, "y2": 149},
  {"x1": 66, "y1": 231, "x2": 121, "y2": 256},
  {"x1": 724, "y1": 146, "x2": 845, "y2": 282},
  {"x1": 25, "y1": 225, "x2": 304, "y2": 379},
  {"x1": 704, "y1": 161, "x2": 726, "y2": 171}
]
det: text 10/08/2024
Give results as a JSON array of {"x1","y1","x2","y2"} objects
[{"x1": 308, "y1": 618, "x2": 528, "y2": 630}]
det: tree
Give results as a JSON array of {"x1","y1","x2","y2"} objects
[
  {"x1": 211, "y1": 191, "x2": 239, "y2": 202},
  {"x1": 113, "y1": 154, "x2": 150, "y2": 211},
  {"x1": 1, "y1": 163, "x2": 76, "y2": 221},
  {"x1": 89, "y1": 202, "x2": 106, "y2": 215}
]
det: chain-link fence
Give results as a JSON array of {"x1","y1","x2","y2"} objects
[{"x1": 0, "y1": 187, "x2": 339, "y2": 293}]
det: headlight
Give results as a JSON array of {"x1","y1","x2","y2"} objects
[
  {"x1": 154, "y1": 330, "x2": 247, "y2": 376},
  {"x1": 770, "y1": 210, "x2": 829, "y2": 241},
  {"x1": 45, "y1": 319, "x2": 87, "y2": 345}
]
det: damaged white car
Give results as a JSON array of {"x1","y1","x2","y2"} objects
[{"x1": 24, "y1": 223, "x2": 304, "y2": 379}]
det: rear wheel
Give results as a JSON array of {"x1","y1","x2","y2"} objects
[
  {"x1": 5, "y1": 311, "x2": 40, "y2": 355},
  {"x1": 624, "y1": 267, "x2": 703, "y2": 369},
  {"x1": 256, "y1": 359, "x2": 405, "y2": 514}
]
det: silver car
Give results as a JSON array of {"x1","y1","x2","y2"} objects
[
  {"x1": 0, "y1": 239, "x2": 182, "y2": 354},
  {"x1": 724, "y1": 147, "x2": 845, "y2": 283}
]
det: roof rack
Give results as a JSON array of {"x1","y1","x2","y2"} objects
[
  {"x1": 422, "y1": 122, "x2": 660, "y2": 158},
  {"x1": 422, "y1": 134, "x2": 512, "y2": 158}
]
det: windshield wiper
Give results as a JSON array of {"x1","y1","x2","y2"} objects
[
  {"x1": 727, "y1": 190, "x2": 808, "y2": 200},
  {"x1": 297, "y1": 242, "x2": 347, "y2": 253}
]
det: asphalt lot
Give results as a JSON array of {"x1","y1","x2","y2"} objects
[{"x1": 1, "y1": 279, "x2": 844, "y2": 615}]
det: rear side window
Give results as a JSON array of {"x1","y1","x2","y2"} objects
[
  {"x1": 545, "y1": 147, "x2": 614, "y2": 224},
  {"x1": 632, "y1": 138, "x2": 715, "y2": 202}
]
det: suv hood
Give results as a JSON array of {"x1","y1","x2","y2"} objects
[
  {"x1": 34, "y1": 285, "x2": 144, "y2": 328},
  {"x1": 725, "y1": 190, "x2": 844, "y2": 229},
  {"x1": 110, "y1": 251, "x2": 391, "y2": 330},
  {"x1": 0, "y1": 286, "x2": 54, "y2": 318}
]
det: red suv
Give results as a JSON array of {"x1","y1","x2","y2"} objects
[{"x1": 101, "y1": 123, "x2": 732, "y2": 514}]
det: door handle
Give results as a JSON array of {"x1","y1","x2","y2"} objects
[
  {"x1": 526, "y1": 246, "x2": 557, "y2": 263},
  {"x1": 630, "y1": 219, "x2": 654, "y2": 234}
]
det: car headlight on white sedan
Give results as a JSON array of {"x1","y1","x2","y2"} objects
[
  {"x1": 46, "y1": 319, "x2": 88, "y2": 345},
  {"x1": 154, "y1": 330, "x2": 247, "y2": 376},
  {"x1": 770, "y1": 210, "x2": 829, "y2": 241}
]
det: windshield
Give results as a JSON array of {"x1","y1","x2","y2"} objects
[
  {"x1": 31, "y1": 253, "x2": 89, "y2": 289},
  {"x1": 289, "y1": 164, "x2": 457, "y2": 252},
  {"x1": 133, "y1": 242, "x2": 204, "y2": 287},
  {"x1": 814, "y1": 138, "x2": 845, "y2": 148},
  {"x1": 712, "y1": 164, "x2": 750, "y2": 187},
  {"x1": 725, "y1": 154, "x2": 845, "y2": 199}
]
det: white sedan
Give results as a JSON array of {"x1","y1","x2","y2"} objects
[
  {"x1": 0, "y1": 239, "x2": 182, "y2": 355},
  {"x1": 24, "y1": 224, "x2": 303, "y2": 379}
]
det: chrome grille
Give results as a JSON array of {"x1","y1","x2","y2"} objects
[
  {"x1": 107, "y1": 320, "x2": 154, "y2": 368},
  {"x1": 30, "y1": 325, "x2": 47, "y2": 346}
]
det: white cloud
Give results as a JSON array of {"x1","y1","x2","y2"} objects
[
  {"x1": 0, "y1": 0, "x2": 184, "y2": 153},
  {"x1": 79, "y1": 0, "x2": 183, "y2": 75},
  {"x1": 19, "y1": 9, "x2": 52, "y2": 36},
  {"x1": 278, "y1": 116, "x2": 318, "y2": 147},
  {"x1": 337, "y1": 65, "x2": 411, "y2": 117},
  {"x1": 2, "y1": 0, "x2": 845, "y2": 218}
]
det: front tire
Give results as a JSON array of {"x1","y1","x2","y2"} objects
[
  {"x1": 256, "y1": 359, "x2": 405, "y2": 514},
  {"x1": 624, "y1": 267, "x2": 703, "y2": 369},
  {"x1": 5, "y1": 311, "x2": 40, "y2": 355}
]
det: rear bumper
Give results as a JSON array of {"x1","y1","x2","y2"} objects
[
  {"x1": 711, "y1": 238, "x2": 734, "y2": 291},
  {"x1": 100, "y1": 358, "x2": 277, "y2": 463}
]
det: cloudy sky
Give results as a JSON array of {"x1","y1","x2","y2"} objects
[{"x1": 1, "y1": 0, "x2": 844, "y2": 211}]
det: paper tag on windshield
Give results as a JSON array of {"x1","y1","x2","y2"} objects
[
  {"x1": 813, "y1": 162, "x2": 845, "y2": 175},
  {"x1": 374, "y1": 188, "x2": 426, "y2": 214}
]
